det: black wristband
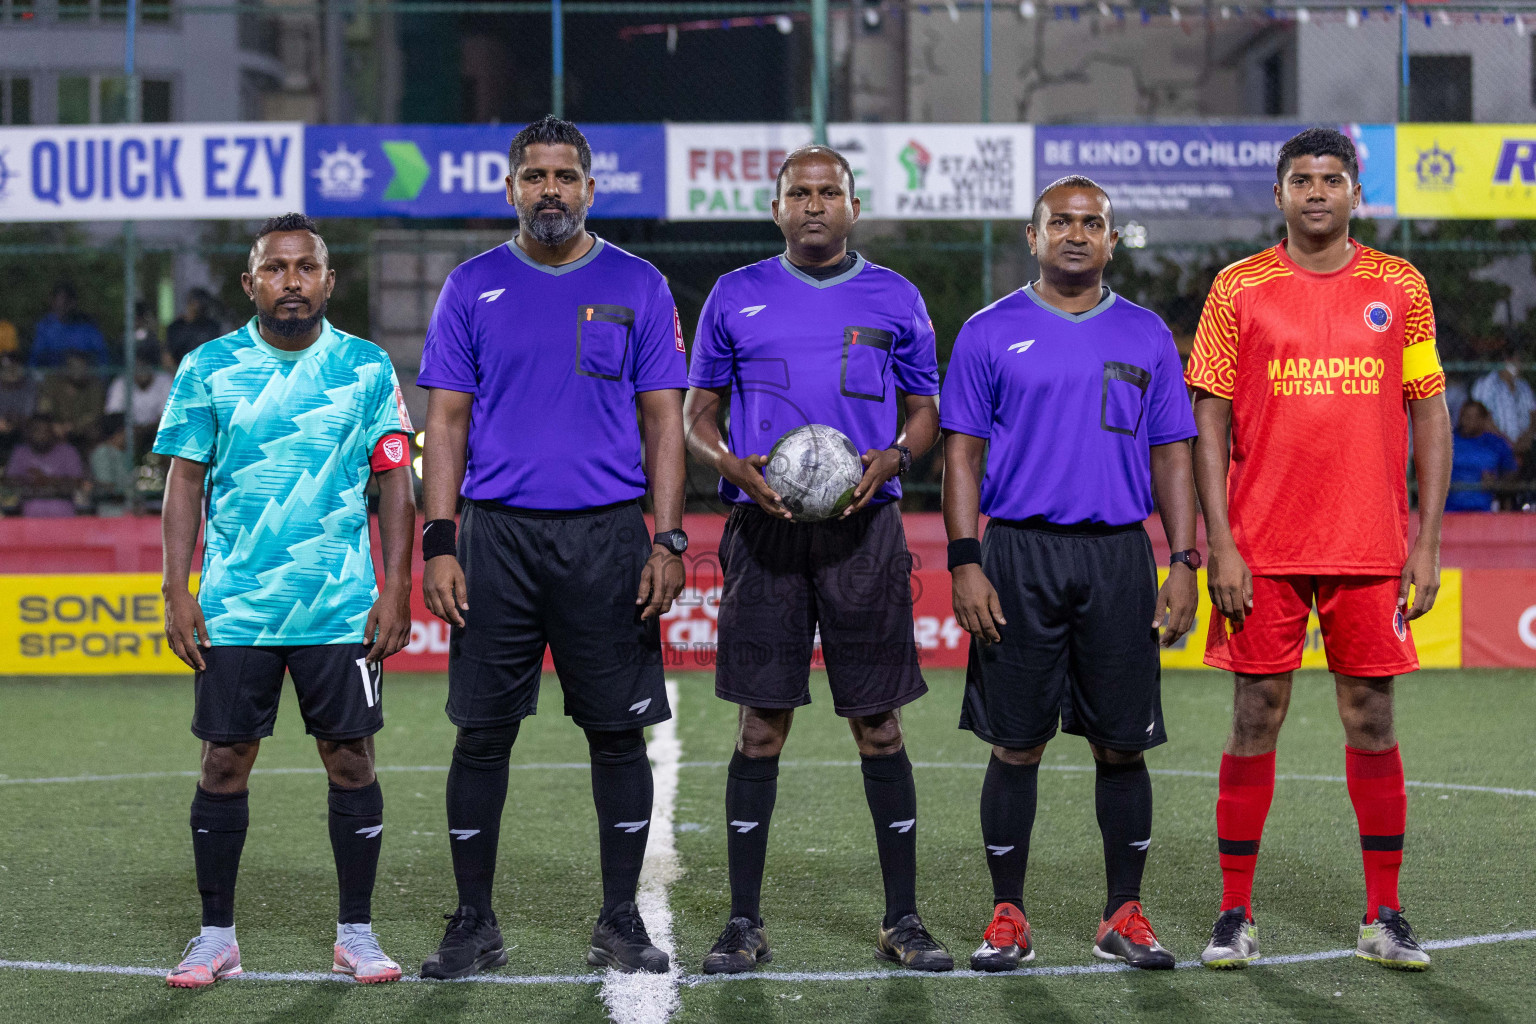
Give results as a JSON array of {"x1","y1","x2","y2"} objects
[
  {"x1": 947, "y1": 537, "x2": 983, "y2": 571},
  {"x1": 422, "y1": 519, "x2": 457, "y2": 560}
]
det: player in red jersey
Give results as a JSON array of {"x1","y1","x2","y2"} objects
[{"x1": 1185, "y1": 128, "x2": 1450, "y2": 972}]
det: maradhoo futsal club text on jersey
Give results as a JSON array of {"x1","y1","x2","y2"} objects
[
  {"x1": 687, "y1": 254, "x2": 941, "y2": 505},
  {"x1": 1185, "y1": 240, "x2": 1446, "y2": 576},
  {"x1": 417, "y1": 237, "x2": 688, "y2": 510},
  {"x1": 153, "y1": 319, "x2": 411, "y2": 646},
  {"x1": 941, "y1": 285, "x2": 1196, "y2": 526}
]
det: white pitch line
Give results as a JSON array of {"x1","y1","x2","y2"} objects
[
  {"x1": 4, "y1": 929, "x2": 1532, "y2": 989},
  {"x1": 599, "y1": 678, "x2": 682, "y2": 1024},
  {"x1": 3, "y1": 761, "x2": 1531, "y2": 799}
]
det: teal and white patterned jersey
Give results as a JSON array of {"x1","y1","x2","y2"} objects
[{"x1": 154, "y1": 318, "x2": 411, "y2": 646}]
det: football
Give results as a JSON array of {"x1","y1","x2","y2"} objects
[{"x1": 764, "y1": 423, "x2": 865, "y2": 522}]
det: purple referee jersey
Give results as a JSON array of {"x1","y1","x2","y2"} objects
[
  {"x1": 941, "y1": 284, "x2": 1196, "y2": 526},
  {"x1": 688, "y1": 254, "x2": 941, "y2": 505},
  {"x1": 418, "y1": 237, "x2": 687, "y2": 510}
]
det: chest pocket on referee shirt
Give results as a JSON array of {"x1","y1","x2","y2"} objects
[
  {"x1": 841, "y1": 325, "x2": 895, "y2": 401},
  {"x1": 1101, "y1": 361, "x2": 1151, "y2": 436},
  {"x1": 576, "y1": 304, "x2": 635, "y2": 381}
]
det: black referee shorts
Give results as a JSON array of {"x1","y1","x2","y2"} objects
[
  {"x1": 192, "y1": 643, "x2": 382, "y2": 744},
  {"x1": 446, "y1": 499, "x2": 670, "y2": 732},
  {"x1": 714, "y1": 501, "x2": 926, "y2": 718},
  {"x1": 959, "y1": 518, "x2": 1166, "y2": 752}
]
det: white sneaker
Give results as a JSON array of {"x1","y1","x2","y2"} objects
[
  {"x1": 334, "y1": 924, "x2": 403, "y2": 983},
  {"x1": 1356, "y1": 907, "x2": 1431, "y2": 971},
  {"x1": 167, "y1": 933, "x2": 242, "y2": 988},
  {"x1": 1201, "y1": 906, "x2": 1260, "y2": 969}
]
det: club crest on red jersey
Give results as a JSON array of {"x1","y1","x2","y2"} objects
[
  {"x1": 1392, "y1": 608, "x2": 1407, "y2": 641},
  {"x1": 1364, "y1": 302, "x2": 1392, "y2": 333}
]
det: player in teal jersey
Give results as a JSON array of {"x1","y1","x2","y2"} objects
[{"x1": 155, "y1": 214, "x2": 416, "y2": 988}]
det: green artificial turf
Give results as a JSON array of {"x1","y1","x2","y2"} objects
[{"x1": 0, "y1": 669, "x2": 1531, "y2": 1023}]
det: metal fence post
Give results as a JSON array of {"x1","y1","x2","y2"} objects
[
  {"x1": 812, "y1": 0, "x2": 828, "y2": 144},
  {"x1": 124, "y1": 0, "x2": 140, "y2": 513},
  {"x1": 552, "y1": 0, "x2": 566, "y2": 118},
  {"x1": 981, "y1": 0, "x2": 993, "y2": 306}
]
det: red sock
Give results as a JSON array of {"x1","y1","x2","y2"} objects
[
  {"x1": 1216, "y1": 751, "x2": 1275, "y2": 914},
  {"x1": 1345, "y1": 744, "x2": 1406, "y2": 921}
]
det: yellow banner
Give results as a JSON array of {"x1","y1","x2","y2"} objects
[
  {"x1": 1397, "y1": 125, "x2": 1536, "y2": 218},
  {"x1": 1159, "y1": 569, "x2": 1461, "y2": 670},
  {"x1": 0, "y1": 573, "x2": 192, "y2": 675}
]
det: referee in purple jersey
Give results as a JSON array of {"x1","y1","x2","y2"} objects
[
  {"x1": 942, "y1": 176, "x2": 1199, "y2": 972},
  {"x1": 416, "y1": 117, "x2": 688, "y2": 978},
  {"x1": 684, "y1": 146, "x2": 953, "y2": 974}
]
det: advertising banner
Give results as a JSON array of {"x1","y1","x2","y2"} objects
[
  {"x1": 1035, "y1": 123, "x2": 1309, "y2": 216},
  {"x1": 0, "y1": 123, "x2": 304, "y2": 222},
  {"x1": 4, "y1": 566, "x2": 1461, "y2": 675},
  {"x1": 664, "y1": 123, "x2": 1033, "y2": 221},
  {"x1": 1396, "y1": 124, "x2": 1536, "y2": 219},
  {"x1": 1461, "y1": 569, "x2": 1536, "y2": 668},
  {"x1": 305, "y1": 124, "x2": 666, "y2": 219}
]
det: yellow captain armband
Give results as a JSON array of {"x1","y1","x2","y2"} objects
[{"x1": 1402, "y1": 339, "x2": 1442, "y2": 384}]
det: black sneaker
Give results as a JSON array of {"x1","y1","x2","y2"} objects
[
  {"x1": 701, "y1": 916, "x2": 772, "y2": 975},
  {"x1": 875, "y1": 912, "x2": 955, "y2": 972},
  {"x1": 420, "y1": 905, "x2": 507, "y2": 980},
  {"x1": 588, "y1": 901, "x2": 670, "y2": 974}
]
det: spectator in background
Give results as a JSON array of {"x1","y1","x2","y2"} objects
[
  {"x1": 89, "y1": 413, "x2": 135, "y2": 516},
  {"x1": 1448, "y1": 400, "x2": 1518, "y2": 512},
  {"x1": 28, "y1": 282, "x2": 109, "y2": 368},
  {"x1": 164, "y1": 288, "x2": 223, "y2": 368},
  {"x1": 37, "y1": 352, "x2": 106, "y2": 444},
  {"x1": 1470, "y1": 346, "x2": 1536, "y2": 454},
  {"x1": 106, "y1": 347, "x2": 173, "y2": 437},
  {"x1": 0, "y1": 353, "x2": 38, "y2": 454},
  {"x1": 4, "y1": 414, "x2": 83, "y2": 517},
  {"x1": 0, "y1": 319, "x2": 19, "y2": 358}
]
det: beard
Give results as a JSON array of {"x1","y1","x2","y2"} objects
[
  {"x1": 258, "y1": 298, "x2": 328, "y2": 339},
  {"x1": 517, "y1": 195, "x2": 587, "y2": 247}
]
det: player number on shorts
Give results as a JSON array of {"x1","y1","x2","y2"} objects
[{"x1": 355, "y1": 657, "x2": 382, "y2": 708}]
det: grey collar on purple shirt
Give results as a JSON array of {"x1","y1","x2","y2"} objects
[
  {"x1": 505, "y1": 235, "x2": 607, "y2": 277},
  {"x1": 777, "y1": 252, "x2": 867, "y2": 289},
  {"x1": 1022, "y1": 282, "x2": 1117, "y2": 323}
]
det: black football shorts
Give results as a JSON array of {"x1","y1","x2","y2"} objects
[
  {"x1": 446, "y1": 499, "x2": 670, "y2": 732},
  {"x1": 713, "y1": 501, "x2": 927, "y2": 718},
  {"x1": 960, "y1": 517, "x2": 1167, "y2": 752},
  {"x1": 192, "y1": 643, "x2": 382, "y2": 744}
]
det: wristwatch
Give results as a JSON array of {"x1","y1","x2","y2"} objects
[
  {"x1": 1170, "y1": 549, "x2": 1202, "y2": 571},
  {"x1": 890, "y1": 444, "x2": 913, "y2": 476},
  {"x1": 653, "y1": 529, "x2": 689, "y2": 555}
]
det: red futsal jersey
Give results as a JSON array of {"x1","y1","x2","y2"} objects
[{"x1": 1186, "y1": 241, "x2": 1445, "y2": 576}]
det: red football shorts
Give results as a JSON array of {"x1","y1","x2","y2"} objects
[{"x1": 1203, "y1": 575, "x2": 1418, "y2": 677}]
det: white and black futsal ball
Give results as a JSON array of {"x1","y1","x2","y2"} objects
[{"x1": 764, "y1": 424, "x2": 864, "y2": 522}]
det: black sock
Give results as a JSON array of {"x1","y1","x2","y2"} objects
[
  {"x1": 587, "y1": 728, "x2": 653, "y2": 918},
  {"x1": 861, "y1": 748, "x2": 918, "y2": 927},
  {"x1": 327, "y1": 779, "x2": 383, "y2": 925},
  {"x1": 979, "y1": 755, "x2": 1038, "y2": 913},
  {"x1": 446, "y1": 723, "x2": 519, "y2": 918},
  {"x1": 190, "y1": 786, "x2": 248, "y2": 928},
  {"x1": 725, "y1": 750, "x2": 779, "y2": 923},
  {"x1": 1095, "y1": 758, "x2": 1153, "y2": 919}
]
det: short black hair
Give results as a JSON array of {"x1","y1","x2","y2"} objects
[
  {"x1": 509, "y1": 115, "x2": 592, "y2": 178},
  {"x1": 775, "y1": 145, "x2": 855, "y2": 200},
  {"x1": 249, "y1": 212, "x2": 328, "y2": 271},
  {"x1": 1276, "y1": 127, "x2": 1359, "y2": 183},
  {"x1": 1032, "y1": 174, "x2": 1114, "y2": 230}
]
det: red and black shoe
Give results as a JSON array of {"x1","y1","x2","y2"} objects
[
  {"x1": 970, "y1": 903, "x2": 1034, "y2": 972},
  {"x1": 1092, "y1": 901, "x2": 1175, "y2": 970}
]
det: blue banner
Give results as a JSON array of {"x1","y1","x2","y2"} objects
[
  {"x1": 304, "y1": 124, "x2": 666, "y2": 219},
  {"x1": 1036, "y1": 124, "x2": 1313, "y2": 217},
  {"x1": 1345, "y1": 123, "x2": 1396, "y2": 218}
]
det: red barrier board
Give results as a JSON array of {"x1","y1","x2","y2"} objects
[
  {"x1": 390, "y1": 566, "x2": 970, "y2": 673},
  {"x1": 1461, "y1": 569, "x2": 1536, "y2": 668}
]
